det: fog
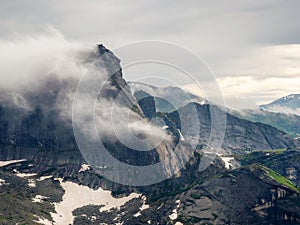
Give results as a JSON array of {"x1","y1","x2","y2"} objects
[{"x1": 0, "y1": 27, "x2": 170, "y2": 151}]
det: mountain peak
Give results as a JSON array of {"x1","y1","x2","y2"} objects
[
  {"x1": 279, "y1": 94, "x2": 300, "y2": 100},
  {"x1": 260, "y1": 93, "x2": 300, "y2": 113}
]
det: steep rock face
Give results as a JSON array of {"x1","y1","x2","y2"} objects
[
  {"x1": 0, "y1": 78, "x2": 74, "y2": 151},
  {"x1": 232, "y1": 108, "x2": 300, "y2": 138},
  {"x1": 96, "y1": 45, "x2": 139, "y2": 108},
  {"x1": 223, "y1": 113, "x2": 296, "y2": 152},
  {"x1": 0, "y1": 44, "x2": 190, "y2": 184},
  {"x1": 0, "y1": 44, "x2": 154, "y2": 169},
  {"x1": 164, "y1": 103, "x2": 297, "y2": 153},
  {"x1": 134, "y1": 90, "x2": 156, "y2": 119}
]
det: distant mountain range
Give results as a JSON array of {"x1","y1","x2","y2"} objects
[
  {"x1": 130, "y1": 82, "x2": 300, "y2": 139},
  {"x1": 232, "y1": 109, "x2": 300, "y2": 139},
  {"x1": 260, "y1": 94, "x2": 300, "y2": 114},
  {"x1": 128, "y1": 82, "x2": 207, "y2": 113},
  {"x1": 233, "y1": 94, "x2": 300, "y2": 139}
]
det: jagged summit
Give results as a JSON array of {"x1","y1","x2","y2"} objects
[{"x1": 97, "y1": 44, "x2": 120, "y2": 62}]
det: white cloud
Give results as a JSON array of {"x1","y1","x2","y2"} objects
[
  {"x1": 262, "y1": 105, "x2": 300, "y2": 116},
  {"x1": 218, "y1": 76, "x2": 300, "y2": 108},
  {"x1": 219, "y1": 44, "x2": 300, "y2": 78},
  {"x1": 183, "y1": 75, "x2": 300, "y2": 109},
  {"x1": 182, "y1": 44, "x2": 300, "y2": 109},
  {"x1": 0, "y1": 28, "x2": 170, "y2": 152},
  {"x1": 0, "y1": 26, "x2": 91, "y2": 90}
]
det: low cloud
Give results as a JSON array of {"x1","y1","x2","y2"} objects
[
  {"x1": 0, "y1": 27, "x2": 90, "y2": 89},
  {"x1": 261, "y1": 105, "x2": 300, "y2": 116},
  {"x1": 0, "y1": 27, "x2": 170, "y2": 151}
]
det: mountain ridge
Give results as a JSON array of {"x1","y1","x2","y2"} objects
[{"x1": 260, "y1": 94, "x2": 300, "y2": 114}]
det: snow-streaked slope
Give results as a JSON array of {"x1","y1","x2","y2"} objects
[{"x1": 51, "y1": 179, "x2": 141, "y2": 225}]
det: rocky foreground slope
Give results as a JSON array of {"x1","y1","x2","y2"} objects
[{"x1": 1, "y1": 149, "x2": 300, "y2": 225}]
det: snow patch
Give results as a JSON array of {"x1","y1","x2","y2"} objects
[
  {"x1": 169, "y1": 200, "x2": 180, "y2": 220},
  {"x1": 96, "y1": 165, "x2": 108, "y2": 169},
  {"x1": 0, "y1": 159, "x2": 27, "y2": 167},
  {"x1": 0, "y1": 178, "x2": 7, "y2": 186},
  {"x1": 38, "y1": 175, "x2": 53, "y2": 181},
  {"x1": 13, "y1": 170, "x2": 38, "y2": 187},
  {"x1": 32, "y1": 195, "x2": 49, "y2": 203},
  {"x1": 79, "y1": 164, "x2": 90, "y2": 173},
  {"x1": 220, "y1": 157, "x2": 235, "y2": 169},
  {"x1": 199, "y1": 100, "x2": 206, "y2": 105},
  {"x1": 33, "y1": 215, "x2": 52, "y2": 225},
  {"x1": 51, "y1": 179, "x2": 140, "y2": 225},
  {"x1": 28, "y1": 179, "x2": 36, "y2": 187},
  {"x1": 175, "y1": 222, "x2": 184, "y2": 225},
  {"x1": 14, "y1": 170, "x2": 37, "y2": 177},
  {"x1": 177, "y1": 129, "x2": 185, "y2": 141},
  {"x1": 133, "y1": 212, "x2": 141, "y2": 217},
  {"x1": 133, "y1": 196, "x2": 150, "y2": 217}
]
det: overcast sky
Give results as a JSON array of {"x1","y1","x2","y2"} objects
[{"x1": 0, "y1": 0, "x2": 299, "y2": 108}]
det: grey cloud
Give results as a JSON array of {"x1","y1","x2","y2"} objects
[
  {"x1": 1, "y1": 1, "x2": 299, "y2": 45},
  {"x1": 0, "y1": 0, "x2": 299, "y2": 105}
]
